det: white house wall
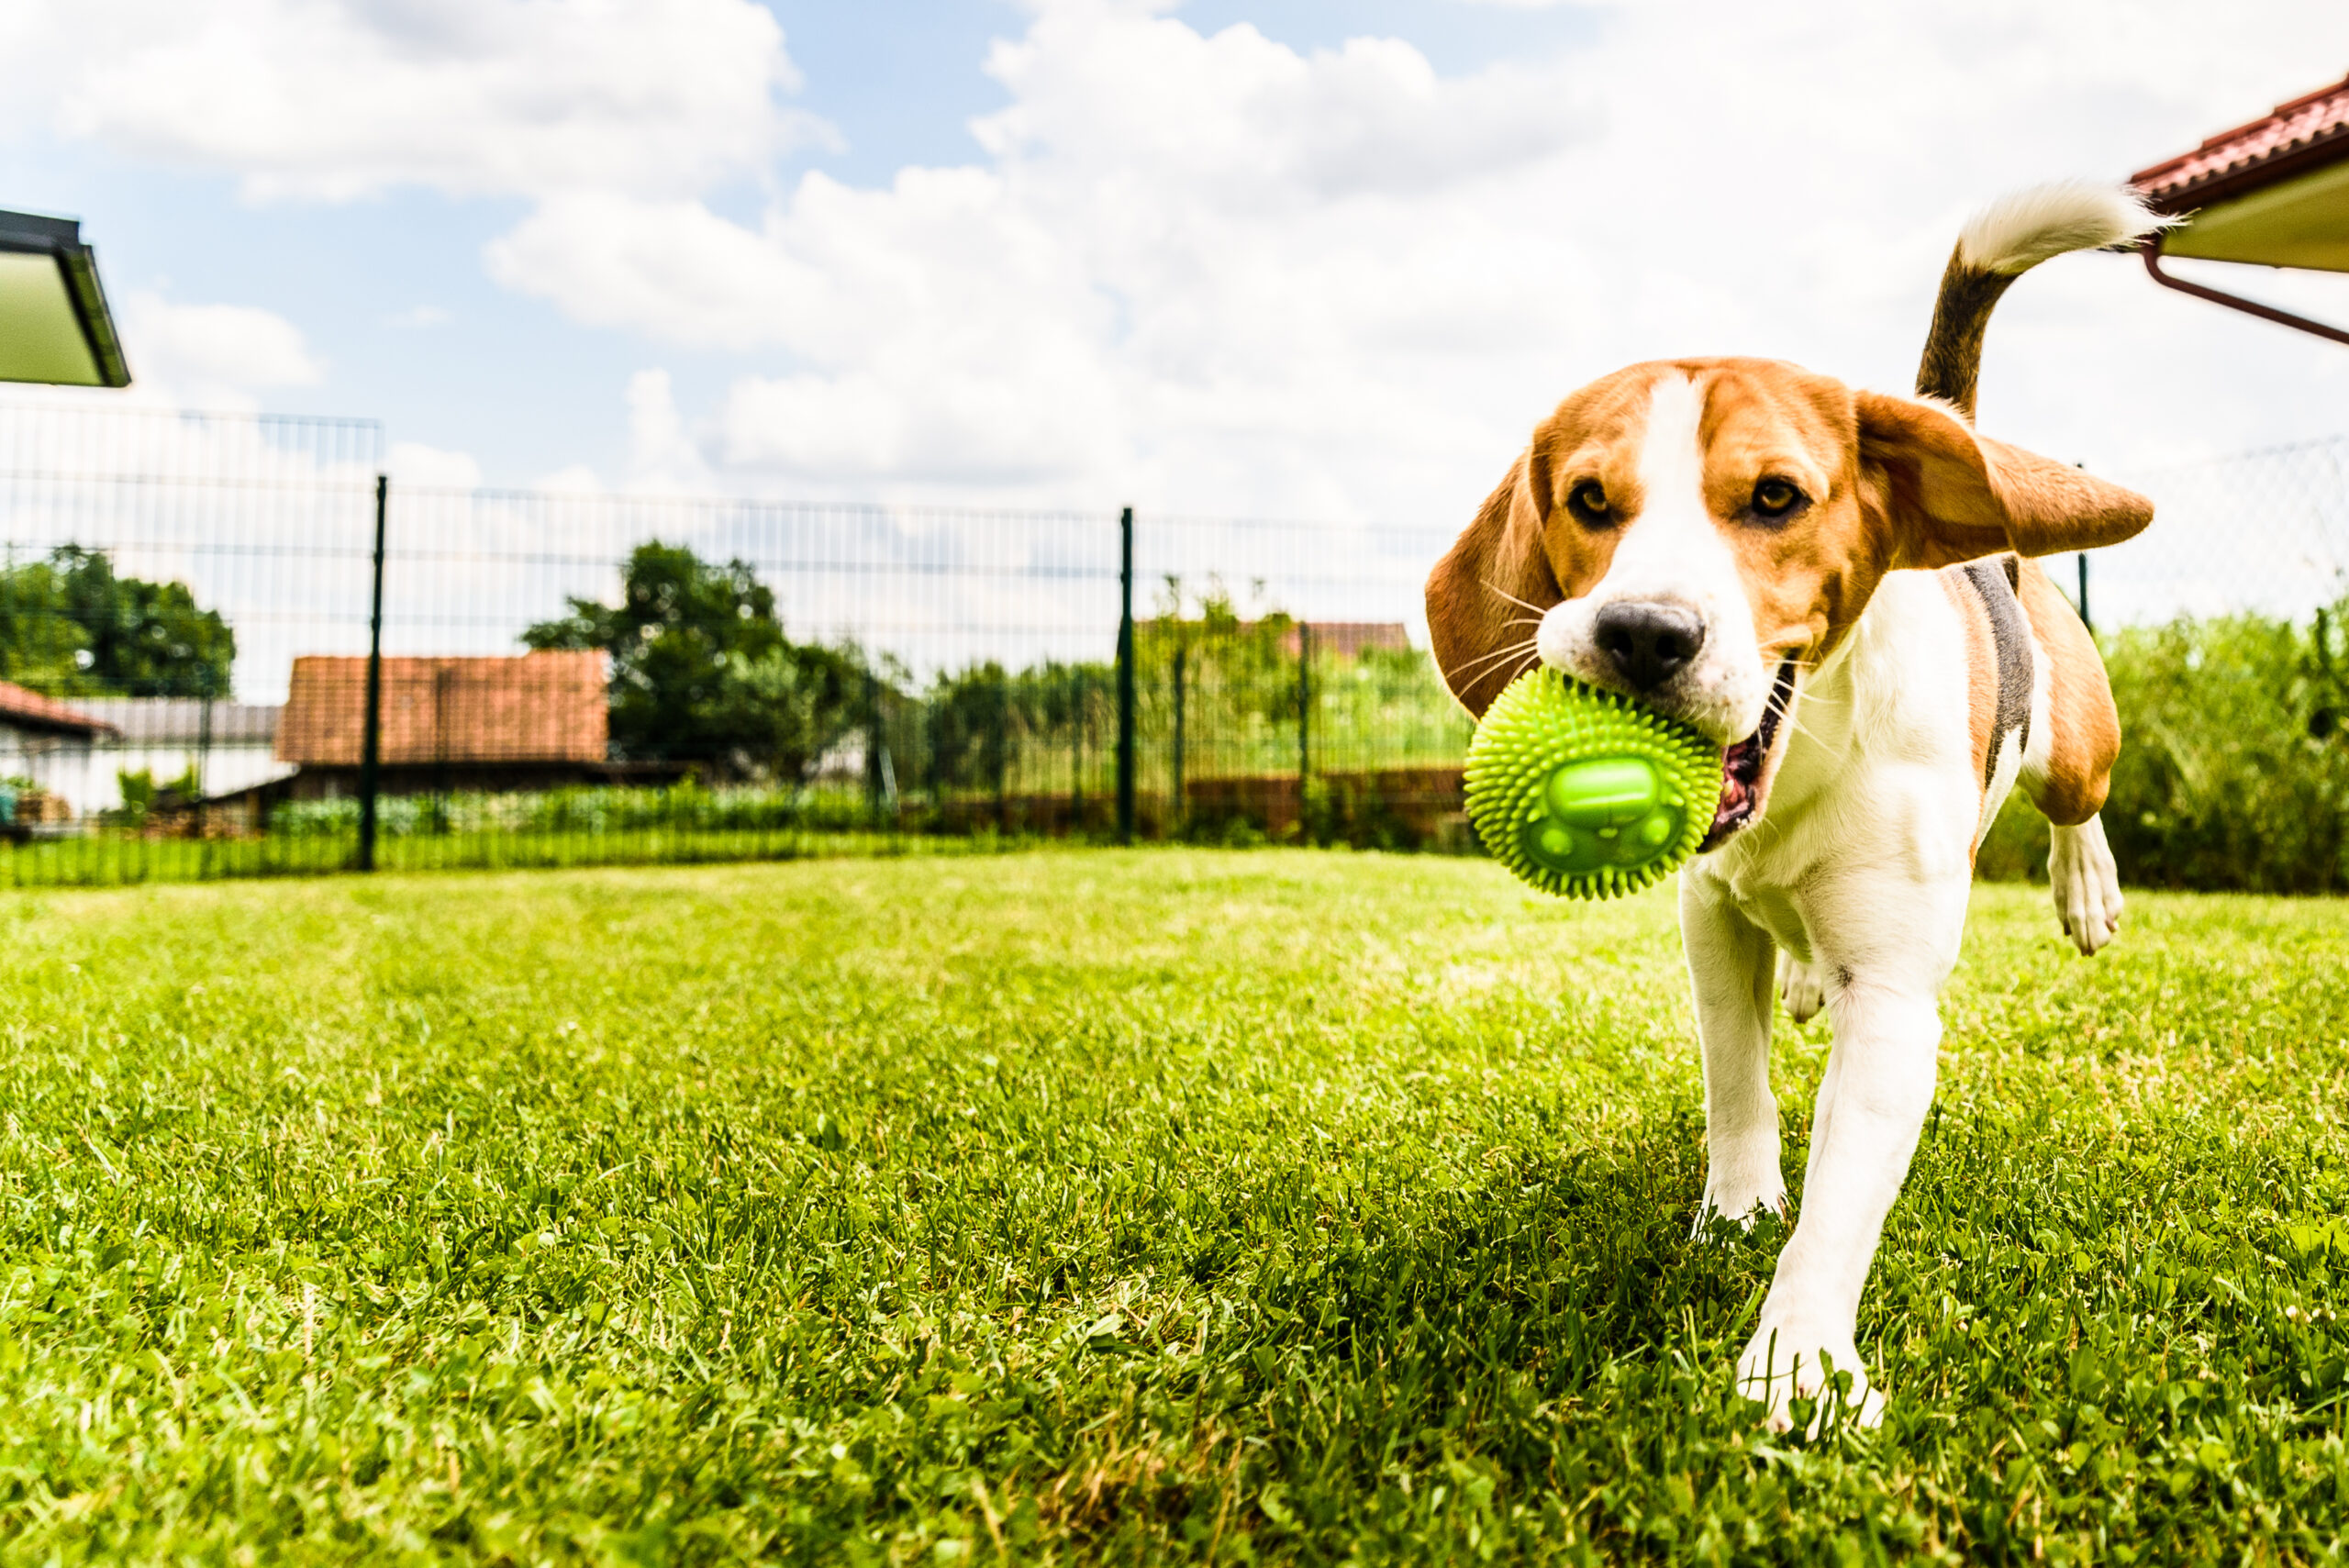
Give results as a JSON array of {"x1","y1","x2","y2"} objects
[
  {"x1": 0, "y1": 725, "x2": 102, "y2": 817},
  {"x1": 83, "y1": 741, "x2": 296, "y2": 815},
  {"x1": 0, "y1": 726, "x2": 293, "y2": 818}
]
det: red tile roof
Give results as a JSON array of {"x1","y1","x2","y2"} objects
[
  {"x1": 276, "y1": 651, "x2": 608, "y2": 767},
  {"x1": 2133, "y1": 73, "x2": 2349, "y2": 214},
  {"x1": 1243, "y1": 621, "x2": 1413, "y2": 660},
  {"x1": 0, "y1": 681, "x2": 116, "y2": 737}
]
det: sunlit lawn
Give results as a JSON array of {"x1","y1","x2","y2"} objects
[{"x1": 0, "y1": 851, "x2": 2343, "y2": 1562}]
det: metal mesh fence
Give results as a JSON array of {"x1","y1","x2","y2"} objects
[
  {"x1": 2096, "y1": 435, "x2": 2349, "y2": 628},
  {"x1": 0, "y1": 403, "x2": 1468, "y2": 882},
  {"x1": 0, "y1": 401, "x2": 2340, "y2": 885}
]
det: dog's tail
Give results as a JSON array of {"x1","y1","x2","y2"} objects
[{"x1": 1917, "y1": 183, "x2": 2166, "y2": 418}]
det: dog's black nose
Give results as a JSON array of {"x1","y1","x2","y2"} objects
[{"x1": 1594, "y1": 600, "x2": 1705, "y2": 692}]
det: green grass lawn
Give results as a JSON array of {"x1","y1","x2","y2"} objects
[
  {"x1": 0, "y1": 826, "x2": 953, "y2": 886},
  {"x1": 0, "y1": 852, "x2": 2344, "y2": 1563}
]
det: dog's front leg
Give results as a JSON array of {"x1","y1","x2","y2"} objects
[
  {"x1": 1680, "y1": 870, "x2": 1785, "y2": 1229},
  {"x1": 1736, "y1": 968, "x2": 1943, "y2": 1430}
]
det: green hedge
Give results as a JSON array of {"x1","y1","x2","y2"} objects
[{"x1": 1979, "y1": 610, "x2": 2349, "y2": 894}]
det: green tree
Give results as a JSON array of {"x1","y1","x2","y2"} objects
[
  {"x1": 523, "y1": 541, "x2": 866, "y2": 780},
  {"x1": 0, "y1": 547, "x2": 235, "y2": 697}
]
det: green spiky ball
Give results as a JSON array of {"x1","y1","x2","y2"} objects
[{"x1": 1465, "y1": 668, "x2": 1723, "y2": 899}]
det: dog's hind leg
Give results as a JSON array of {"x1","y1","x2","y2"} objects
[
  {"x1": 2048, "y1": 817, "x2": 2121, "y2": 957},
  {"x1": 1682, "y1": 869, "x2": 1787, "y2": 1229},
  {"x1": 2013, "y1": 559, "x2": 2123, "y2": 957}
]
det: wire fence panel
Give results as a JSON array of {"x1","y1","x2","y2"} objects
[
  {"x1": 0, "y1": 404, "x2": 382, "y2": 880},
  {"x1": 2101, "y1": 436, "x2": 2349, "y2": 627},
  {"x1": 0, "y1": 400, "x2": 2342, "y2": 885}
]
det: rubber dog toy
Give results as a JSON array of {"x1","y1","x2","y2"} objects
[{"x1": 1464, "y1": 668, "x2": 1722, "y2": 898}]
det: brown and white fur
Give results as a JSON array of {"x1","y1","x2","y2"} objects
[{"x1": 1425, "y1": 183, "x2": 2159, "y2": 1429}]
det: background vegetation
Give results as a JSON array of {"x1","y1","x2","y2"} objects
[
  {"x1": 523, "y1": 542, "x2": 873, "y2": 784},
  {"x1": 1979, "y1": 608, "x2": 2349, "y2": 893},
  {"x1": 14, "y1": 535, "x2": 2349, "y2": 897},
  {"x1": 0, "y1": 545, "x2": 234, "y2": 698},
  {"x1": 0, "y1": 852, "x2": 2342, "y2": 1562}
]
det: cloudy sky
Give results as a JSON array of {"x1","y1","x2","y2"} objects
[{"x1": 2, "y1": 0, "x2": 2344, "y2": 525}]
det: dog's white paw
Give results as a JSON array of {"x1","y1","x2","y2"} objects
[
  {"x1": 2048, "y1": 817, "x2": 2122, "y2": 958},
  {"x1": 1694, "y1": 1184, "x2": 1787, "y2": 1238},
  {"x1": 1735, "y1": 1325, "x2": 1882, "y2": 1434},
  {"x1": 1776, "y1": 951, "x2": 1827, "y2": 1023}
]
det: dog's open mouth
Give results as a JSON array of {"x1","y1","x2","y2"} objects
[{"x1": 1699, "y1": 660, "x2": 1798, "y2": 851}]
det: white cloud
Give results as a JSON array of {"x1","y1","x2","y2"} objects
[
  {"x1": 624, "y1": 369, "x2": 718, "y2": 493},
  {"x1": 387, "y1": 440, "x2": 483, "y2": 491},
  {"x1": 16, "y1": 0, "x2": 2349, "y2": 528},
  {"x1": 117, "y1": 293, "x2": 323, "y2": 404},
  {"x1": 532, "y1": 463, "x2": 607, "y2": 495},
  {"x1": 5, "y1": 0, "x2": 823, "y2": 202},
  {"x1": 468, "y1": 0, "x2": 2349, "y2": 518}
]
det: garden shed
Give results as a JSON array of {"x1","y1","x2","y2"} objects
[{"x1": 272, "y1": 650, "x2": 612, "y2": 798}]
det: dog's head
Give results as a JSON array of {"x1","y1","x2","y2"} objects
[{"x1": 1426, "y1": 358, "x2": 2149, "y2": 848}]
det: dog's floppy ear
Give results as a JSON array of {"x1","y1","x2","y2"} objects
[
  {"x1": 1425, "y1": 449, "x2": 1562, "y2": 717},
  {"x1": 1856, "y1": 390, "x2": 2152, "y2": 570}
]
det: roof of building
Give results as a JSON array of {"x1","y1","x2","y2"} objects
[
  {"x1": 72, "y1": 697, "x2": 280, "y2": 747},
  {"x1": 0, "y1": 680, "x2": 116, "y2": 737},
  {"x1": 1285, "y1": 621, "x2": 1413, "y2": 661},
  {"x1": 2133, "y1": 73, "x2": 2349, "y2": 214},
  {"x1": 275, "y1": 651, "x2": 607, "y2": 767}
]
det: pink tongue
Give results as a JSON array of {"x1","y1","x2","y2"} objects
[{"x1": 1709, "y1": 744, "x2": 1755, "y2": 832}]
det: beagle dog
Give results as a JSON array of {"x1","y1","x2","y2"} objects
[{"x1": 1425, "y1": 184, "x2": 2158, "y2": 1428}]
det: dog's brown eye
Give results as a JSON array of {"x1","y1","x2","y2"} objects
[
  {"x1": 1567, "y1": 481, "x2": 1609, "y2": 523},
  {"x1": 1752, "y1": 478, "x2": 1804, "y2": 517}
]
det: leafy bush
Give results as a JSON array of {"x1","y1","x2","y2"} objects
[
  {"x1": 267, "y1": 780, "x2": 886, "y2": 840},
  {"x1": 1979, "y1": 609, "x2": 2349, "y2": 894},
  {"x1": 2100, "y1": 612, "x2": 2349, "y2": 893}
]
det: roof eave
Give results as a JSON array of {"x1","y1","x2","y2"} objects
[
  {"x1": 0, "y1": 210, "x2": 132, "y2": 389},
  {"x1": 2134, "y1": 118, "x2": 2349, "y2": 217}
]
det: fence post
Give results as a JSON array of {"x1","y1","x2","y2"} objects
[
  {"x1": 1297, "y1": 621, "x2": 1312, "y2": 784},
  {"x1": 357, "y1": 473, "x2": 387, "y2": 873},
  {"x1": 1170, "y1": 641, "x2": 1186, "y2": 834},
  {"x1": 864, "y1": 668, "x2": 884, "y2": 823},
  {"x1": 1116, "y1": 506, "x2": 1136, "y2": 845},
  {"x1": 2076, "y1": 551, "x2": 2092, "y2": 634}
]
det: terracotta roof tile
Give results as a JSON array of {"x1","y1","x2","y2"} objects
[
  {"x1": 2133, "y1": 73, "x2": 2349, "y2": 212},
  {"x1": 0, "y1": 681, "x2": 115, "y2": 737},
  {"x1": 276, "y1": 651, "x2": 608, "y2": 766},
  {"x1": 1241, "y1": 620, "x2": 1413, "y2": 660}
]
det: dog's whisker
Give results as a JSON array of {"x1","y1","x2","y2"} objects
[
  {"x1": 1450, "y1": 632, "x2": 1544, "y2": 673},
  {"x1": 1450, "y1": 635, "x2": 1538, "y2": 668},
  {"x1": 1450, "y1": 638, "x2": 1542, "y2": 680},
  {"x1": 1481, "y1": 580, "x2": 1553, "y2": 616}
]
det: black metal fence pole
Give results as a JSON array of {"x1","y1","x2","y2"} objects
[
  {"x1": 1116, "y1": 506, "x2": 1136, "y2": 844},
  {"x1": 1170, "y1": 641, "x2": 1186, "y2": 835},
  {"x1": 864, "y1": 669, "x2": 884, "y2": 823},
  {"x1": 2077, "y1": 551, "x2": 2092, "y2": 634},
  {"x1": 1297, "y1": 621, "x2": 1312, "y2": 784},
  {"x1": 357, "y1": 473, "x2": 387, "y2": 872}
]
